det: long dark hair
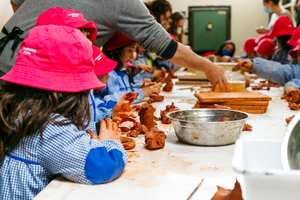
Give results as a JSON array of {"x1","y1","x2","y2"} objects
[
  {"x1": 167, "y1": 12, "x2": 185, "y2": 43},
  {"x1": 0, "y1": 83, "x2": 91, "y2": 159},
  {"x1": 263, "y1": 0, "x2": 279, "y2": 5},
  {"x1": 144, "y1": 0, "x2": 172, "y2": 24},
  {"x1": 216, "y1": 40, "x2": 236, "y2": 57},
  {"x1": 277, "y1": 35, "x2": 293, "y2": 50}
]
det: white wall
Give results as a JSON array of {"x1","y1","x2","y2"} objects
[
  {"x1": 168, "y1": 0, "x2": 270, "y2": 55},
  {"x1": 0, "y1": 1, "x2": 14, "y2": 31}
]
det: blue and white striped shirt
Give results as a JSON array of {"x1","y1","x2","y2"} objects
[{"x1": 0, "y1": 116, "x2": 127, "y2": 200}]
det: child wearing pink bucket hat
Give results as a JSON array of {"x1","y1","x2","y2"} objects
[
  {"x1": 240, "y1": 37, "x2": 257, "y2": 60},
  {"x1": 36, "y1": 7, "x2": 98, "y2": 44},
  {"x1": 268, "y1": 16, "x2": 295, "y2": 64},
  {"x1": 101, "y1": 31, "x2": 160, "y2": 105},
  {"x1": 254, "y1": 38, "x2": 276, "y2": 60},
  {"x1": 0, "y1": 25, "x2": 127, "y2": 200},
  {"x1": 236, "y1": 38, "x2": 300, "y2": 94}
]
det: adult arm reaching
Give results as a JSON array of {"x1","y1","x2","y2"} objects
[{"x1": 169, "y1": 43, "x2": 229, "y2": 92}]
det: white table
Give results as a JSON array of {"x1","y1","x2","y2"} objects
[{"x1": 34, "y1": 80, "x2": 296, "y2": 200}]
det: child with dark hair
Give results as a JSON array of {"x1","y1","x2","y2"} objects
[
  {"x1": 0, "y1": 25, "x2": 127, "y2": 199},
  {"x1": 268, "y1": 16, "x2": 294, "y2": 64},
  {"x1": 256, "y1": 0, "x2": 292, "y2": 34},
  {"x1": 102, "y1": 31, "x2": 159, "y2": 104},
  {"x1": 144, "y1": 0, "x2": 172, "y2": 27},
  {"x1": 167, "y1": 12, "x2": 185, "y2": 43},
  {"x1": 254, "y1": 38, "x2": 276, "y2": 60},
  {"x1": 240, "y1": 38, "x2": 257, "y2": 60},
  {"x1": 216, "y1": 40, "x2": 236, "y2": 62}
]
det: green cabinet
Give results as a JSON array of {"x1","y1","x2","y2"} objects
[{"x1": 188, "y1": 6, "x2": 231, "y2": 55}]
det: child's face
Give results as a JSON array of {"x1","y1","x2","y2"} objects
[
  {"x1": 95, "y1": 73, "x2": 110, "y2": 92},
  {"x1": 79, "y1": 28, "x2": 92, "y2": 45},
  {"x1": 120, "y1": 42, "x2": 138, "y2": 64},
  {"x1": 297, "y1": 51, "x2": 300, "y2": 64},
  {"x1": 246, "y1": 51, "x2": 255, "y2": 59},
  {"x1": 223, "y1": 44, "x2": 234, "y2": 53}
]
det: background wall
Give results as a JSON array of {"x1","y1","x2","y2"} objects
[
  {"x1": 0, "y1": 1, "x2": 14, "y2": 32},
  {"x1": 168, "y1": 0, "x2": 270, "y2": 55}
]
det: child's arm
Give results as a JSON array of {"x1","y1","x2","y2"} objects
[
  {"x1": 38, "y1": 118, "x2": 127, "y2": 185},
  {"x1": 236, "y1": 58, "x2": 300, "y2": 86}
]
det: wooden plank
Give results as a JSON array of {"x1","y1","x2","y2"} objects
[
  {"x1": 194, "y1": 92, "x2": 272, "y2": 103},
  {"x1": 192, "y1": 107, "x2": 266, "y2": 114},
  {"x1": 199, "y1": 101, "x2": 269, "y2": 106},
  {"x1": 198, "y1": 104, "x2": 267, "y2": 110},
  {"x1": 175, "y1": 81, "x2": 210, "y2": 85}
]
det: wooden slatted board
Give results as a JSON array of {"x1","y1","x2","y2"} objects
[{"x1": 194, "y1": 92, "x2": 272, "y2": 103}]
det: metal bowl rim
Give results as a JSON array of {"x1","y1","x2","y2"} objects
[{"x1": 166, "y1": 109, "x2": 251, "y2": 124}]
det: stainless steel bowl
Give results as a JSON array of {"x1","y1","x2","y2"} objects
[
  {"x1": 282, "y1": 113, "x2": 300, "y2": 170},
  {"x1": 166, "y1": 109, "x2": 251, "y2": 146}
]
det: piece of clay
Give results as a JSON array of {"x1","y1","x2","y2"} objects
[
  {"x1": 163, "y1": 76, "x2": 173, "y2": 92},
  {"x1": 115, "y1": 112, "x2": 137, "y2": 123},
  {"x1": 145, "y1": 127, "x2": 167, "y2": 149},
  {"x1": 154, "y1": 116, "x2": 161, "y2": 121},
  {"x1": 168, "y1": 65, "x2": 178, "y2": 79},
  {"x1": 127, "y1": 122, "x2": 142, "y2": 137},
  {"x1": 121, "y1": 136, "x2": 136, "y2": 150},
  {"x1": 242, "y1": 124, "x2": 252, "y2": 131},
  {"x1": 161, "y1": 110, "x2": 171, "y2": 124},
  {"x1": 141, "y1": 125, "x2": 148, "y2": 134},
  {"x1": 211, "y1": 179, "x2": 244, "y2": 200},
  {"x1": 150, "y1": 95, "x2": 164, "y2": 102},
  {"x1": 119, "y1": 92, "x2": 139, "y2": 112},
  {"x1": 288, "y1": 102, "x2": 300, "y2": 111},
  {"x1": 251, "y1": 80, "x2": 280, "y2": 91},
  {"x1": 139, "y1": 101, "x2": 157, "y2": 130},
  {"x1": 133, "y1": 105, "x2": 141, "y2": 112},
  {"x1": 164, "y1": 102, "x2": 180, "y2": 113},
  {"x1": 286, "y1": 115, "x2": 295, "y2": 125},
  {"x1": 120, "y1": 127, "x2": 130, "y2": 132},
  {"x1": 148, "y1": 98, "x2": 155, "y2": 104}
]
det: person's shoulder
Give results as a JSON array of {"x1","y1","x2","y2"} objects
[{"x1": 279, "y1": 8, "x2": 293, "y2": 18}]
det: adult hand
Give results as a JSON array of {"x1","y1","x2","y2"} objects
[
  {"x1": 204, "y1": 63, "x2": 230, "y2": 92},
  {"x1": 142, "y1": 86, "x2": 159, "y2": 97},
  {"x1": 87, "y1": 119, "x2": 121, "y2": 141},
  {"x1": 138, "y1": 63, "x2": 156, "y2": 73},
  {"x1": 256, "y1": 26, "x2": 267, "y2": 34},
  {"x1": 236, "y1": 60, "x2": 253, "y2": 69}
]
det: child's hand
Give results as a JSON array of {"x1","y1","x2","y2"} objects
[
  {"x1": 256, "y1": 26, "x2": 267, "y2": 34},
  {"x1": 111, "y1": 92, "x2": 139, "y2": 118},
  {"x1": 86, "y1": 119, "x2": 121, "y2": 141},
  {"x1": 138, "y1": 63, "x2": 155, "y2": 73},
  {"x1": 236, "y1": 60, "x2": 253, "y2": 69},
  {"x1": 98, "y1": 118, "x2": 121, "y2": 141},
  {"x1": 285, "y1": 86, "x2": 296, "y2": 94},
  {"x1": 142, "y1": 86, "x2": 159, "y2": 97}
]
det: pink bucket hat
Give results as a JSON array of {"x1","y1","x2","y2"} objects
[
  {"x1": 268, "y1": 16, "x2": 294, "y2": 38},
  {"x1": 36, "y1": 7, "x2": 97, "y2": 43},
  {"x1": 254, "y1": 38, "x2": 276, "y2": 56},
  {"x1": 1, "y1": 25, "x2": 105, "y2": 92},
  {"x1": 103, "y1": 31, "x2": 133, "y2": 52},
  {"x1": 289, "y1": 39, "x2": 300, "y2": 59},
  {"x1": 92, "y1": 45, "x2": 117, "y2": 76},
  {"x1": 241, "y1": 38, "x2": 256, "y2": 52},
  {"x1": 287, "y1": 27, "x2": 300, "y2": 47},
  {"x1": 255, "y1": 33, "x2": 273, "y2": 44}
]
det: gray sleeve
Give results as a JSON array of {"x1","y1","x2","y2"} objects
[
  {"x1": 11, "y1": 0, "x2": 25, "y2": 6},
  {"x1": 107, "y1": 0, "x2": 172, "y2": 56}
]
